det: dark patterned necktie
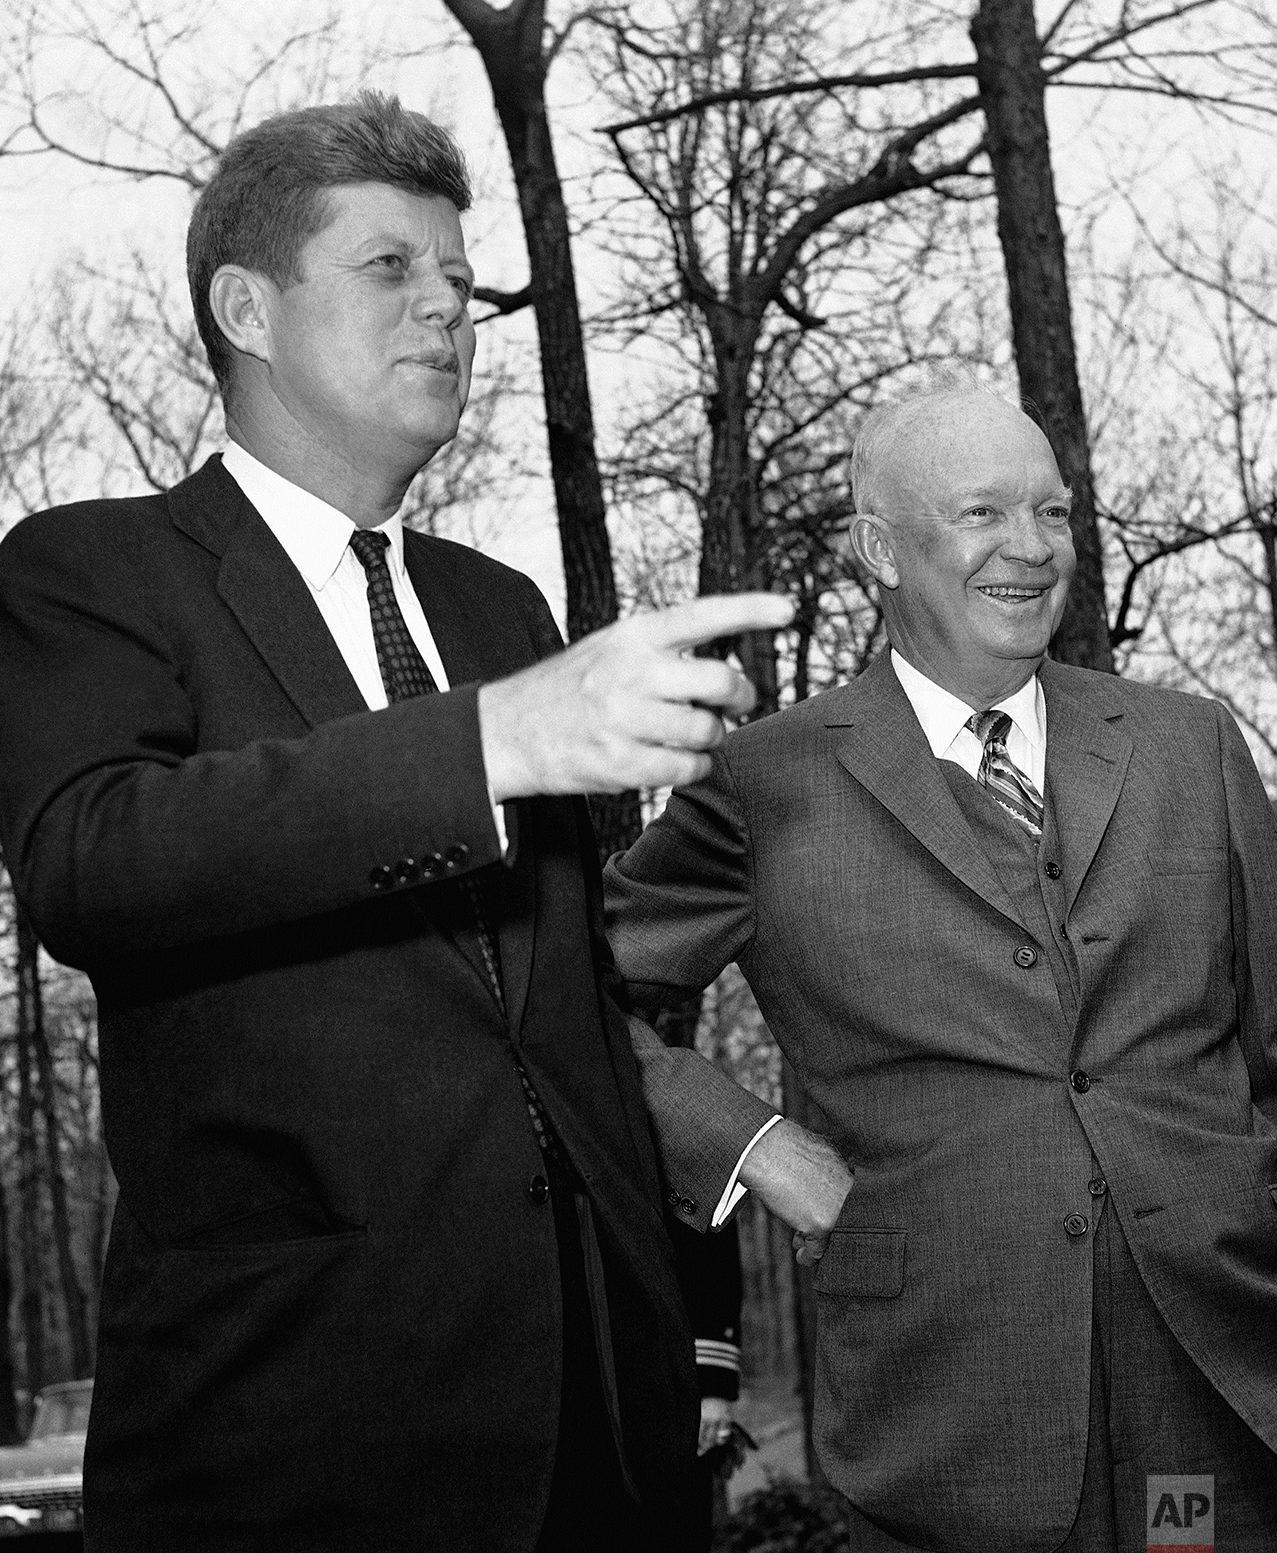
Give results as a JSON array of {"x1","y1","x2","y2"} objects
[
  {"x1": 348, "y1": 529, "x2": 565, "y2": 1163},
  {"x1": 348, "y1": 528, "x2": 503, "y2": 1005},
  {"x1": 966, "y1": 709, "x2": 1044, "y2": 841}
]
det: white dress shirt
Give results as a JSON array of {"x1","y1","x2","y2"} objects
[
  {"x1": 221, "y1": 442, "x2": 451, "y2": 705},
  {"x1": 221, "y1": 442, "x2": 506, "y2": 850},
  {"x1": 890, "y1": 648, "x2": 1047, "y2": 793}
]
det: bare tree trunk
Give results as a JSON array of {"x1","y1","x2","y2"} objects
[
  {"x1": 1259, "y1": 499, "x2": 1277, "y2": 669},
  {"x1": 443, "y1": 0, "x2": 641, "y2": 857},
  {"x1": 0, "y1": 1172, "x2": 21, "y2": 1444},
  {"x1": 17, "y1": 912, "x2": 92, "y2": 1377},
  {"x1": 13, "y1": 928, "x2": 46, "y2": 1402},
  {"x1": 971, "y1": 0, "x2": 1114, "y2": 673},
  {"x1": 701, "y1": 336, "x2": 780, "y2": 715}
]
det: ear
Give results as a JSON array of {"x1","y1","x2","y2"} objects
[
  {"x1": 208, "y1": 266, "x2": 275, "y2": 366},
  {"x1": 850, "y1": 515, "x2": 901, "y2": 591}
]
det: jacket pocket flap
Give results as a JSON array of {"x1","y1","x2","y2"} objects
[
  {"x1": 1143, "y1": 846, "x2": 1224, "y2": 876},
  {"x1": 814, "y1": 1227, "x2": 906, "y2": 1298}
]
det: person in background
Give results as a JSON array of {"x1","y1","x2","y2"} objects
[{"x1": 672, "y1": 1215, "x2": 747, "y2": 1547}]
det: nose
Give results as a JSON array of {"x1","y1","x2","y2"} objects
[
  {"x1": 410, "y1": 266, "x2": 466, "y2": 329},
  {"x1": 1002, "y1": 507, "x2": 1055, "y2": 568}
]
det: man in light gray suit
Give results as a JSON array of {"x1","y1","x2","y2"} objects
[{"x1": 605, "y1": 389, "x2": 1277, "y2": 1552}]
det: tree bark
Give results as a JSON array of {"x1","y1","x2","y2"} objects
[
  {"x1": 700, "y1": 326, "x2": 782, "y2": 714},
  {"x1": 443, "y1": 0, "x2": 642, "y2": 856},
  {"x1": 17, "y1": 911, "x2": 92, "y2": 1377},
  {"x1": 13, "y1": 926, "x2": 46, "y2": 1402},
  {"x1": 0, "y1": 1170, "x2": 21, "y2": 1444},
  {"x1": 971, "y1": 0, "x2": 1114, "y2": 672}
]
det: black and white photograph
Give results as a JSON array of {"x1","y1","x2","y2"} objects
[{"x1": 0, "y1": 2, "x2": 1275, "y2": 1549}]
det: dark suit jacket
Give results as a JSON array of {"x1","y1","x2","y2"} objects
[
  {"x1": 0, "y1": 457, "x2": 698, "y2": 1551},
  {"x1": 605, "y1": 652, "x2": 1277, "y2": 1553}
]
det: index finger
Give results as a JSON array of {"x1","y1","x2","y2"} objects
[{"x1": 641, "y1": 592, "x2": 795, "y2": 652}]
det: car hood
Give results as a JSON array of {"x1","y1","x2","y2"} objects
[{"x1": 0, "y1": 1438, "x2": 85, "y2": 1485}]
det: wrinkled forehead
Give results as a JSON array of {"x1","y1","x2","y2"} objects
[{"x1": 855, "y1": 393, "x2": 1061, "y2": 516}]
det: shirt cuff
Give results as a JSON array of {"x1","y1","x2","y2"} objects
[
  {"x1": 488, "y1": 790, "x2": 509, "y2": 859},
  {"x1": 710, "y1": 1113, "x2": 784, "y2": 1228}
]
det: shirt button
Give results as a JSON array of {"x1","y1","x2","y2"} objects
[
  {"x1": 1063, "y1": 1213, "x2": 1089, "y2": 1238},
  {"x1": 1013, "y1": 945, "x2": 1038, "y2": 969},
  {"x1": 527, "y1": 1175, "x2": 550, "y2": 1206},
  {"x1": 444, "y1": 843, "x2": 470, "y2": 871},
  {"x1": 1088, "y1": 1177, "x2": 1108, "y2": 1197},
  {"x1": 1044, "y1": 861, "x2": 1062, "y2": 879},
  {"x1": 394, "y1": 857, "x2": 419, "y2": 886},
  {"x1": 1070, "y1": 1070, "x2": 1091, "y2": 1094},
  {"x1": 368, "y1": 864, "x2": 394, "y2": 892}
]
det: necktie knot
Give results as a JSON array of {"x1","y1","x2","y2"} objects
[
  {"x1": 349, "y1": 527, "x2": 391, "y2": 574},
  {"x1": 966, "y1": 708, "x2": 1012, "y2": 750}
]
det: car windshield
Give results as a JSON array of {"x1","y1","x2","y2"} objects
[{"x1": 30, "y1": 1388, "x2": 92, "y2": 1438}]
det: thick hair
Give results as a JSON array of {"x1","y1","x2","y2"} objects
[{"x1": 187, "y1": 91, "x2": 471, "y2": 393}]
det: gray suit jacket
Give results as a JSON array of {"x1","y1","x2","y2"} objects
[{"x1": 605, "y1": 653, "x2": 1277, "y2": 1553}]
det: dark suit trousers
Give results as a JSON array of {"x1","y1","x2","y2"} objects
[
  {"x1": 840, "y1": 1199, "x2": 1277, "y2": 1552},
  {"x1": 533, "y1": 1165, "x2": 669, "y2": 1553}
]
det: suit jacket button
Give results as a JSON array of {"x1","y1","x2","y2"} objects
[
  {"x1": 444, "y1": 843, "x2": 470, "y2": 871},
  {"x1": 667, "y1": 1189, "x2": 681, "y2": 1208},
  {"x1": 421, "y1": 852, "x2": 445, "y2": 880},
  {"x1": 1063, "y1": 1213, "x2": 1089, "y2": 1238},
  {"x1": 369, "y1": 864, "x2": 394, "y2": 892},
  {"x1": 1070, "y1": 1069, "x2": 1091, "y2": 1094},
  {"x1": 1013, "y1": 945, "x2": 1038, "y2": 968},
  {"x1": 679, "y1": 1197, "x2": 697, "y2": 1217},
  {"x1": 527, "y1": 1175, "x2": 550, "y2": 1206},
  {"x1": 394, "y1": 857, "x2": 419, "y2": 886},
  {"x1": 1044, "y1": 861, "x2": 1062, "y2": 879},
  {"x1": 1089, "y1": 1176, "x2": 1108, "y2": 1196}
]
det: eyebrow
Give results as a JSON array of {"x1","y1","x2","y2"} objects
[{"x1": 355, "y1": 232, "x2": 475, "y2": 276}]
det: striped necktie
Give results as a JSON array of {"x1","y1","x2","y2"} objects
[{"x1": 965, "y1": 709, "x2": 1044, "y2": 841}]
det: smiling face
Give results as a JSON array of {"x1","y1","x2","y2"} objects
[
  {"x1": 852, "y1": 394, "x2": 1076, "y2": 707},
  {"x1": 247, "y1": 182, "x2": 477, "y2": 487}
]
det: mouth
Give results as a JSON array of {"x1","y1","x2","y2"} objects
[
  {"x1": 399, "y1": 356, "x2": 459, "y2": 376},
  {"x1": 976, "y1": 583, "x2": 1053, "y2": 603}
]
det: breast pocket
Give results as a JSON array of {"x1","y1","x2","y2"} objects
[
  {"x1": 1144, "y1": 847, "x2": 1225, "y2": 877},
  {"x1": 813, "y1": 1227, "x2": 906, "y2": 1299}
]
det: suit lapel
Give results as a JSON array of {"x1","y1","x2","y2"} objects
[
  {"x1": 169, "y1": 457, "x2": 366, "y2": 729},
  {"x1": 1039, "y1": 659, "x2": 1133, "y2": 913},
  {"x1": 403, "y1": 535, "x2": 537, "y2": 1037},
  {"x1": 825, "y1": 655, "x2": 1025, "y2": 929}
]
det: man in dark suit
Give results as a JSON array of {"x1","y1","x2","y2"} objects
[
  {"x1": 606, "y1": 389, "x2": 1277, "y2": 1551},
  {"x1": 0, "y1": 93, "x2": 823, "y2": 1551}
]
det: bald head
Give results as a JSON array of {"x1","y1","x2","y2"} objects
[
  {"x1": 851, "y1": 391, "x2": 1060, "y2": 521},
  {"x1": 848, "y1": 389, "x2": 1076, "y2": 708}
]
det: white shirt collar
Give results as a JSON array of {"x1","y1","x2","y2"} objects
[
  {"x1": 220, "y1": 442, "x2": 406, "y2": 590},
  {"x1": 890, "y1": 648, "x2": 1045, "y2": 762}
]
